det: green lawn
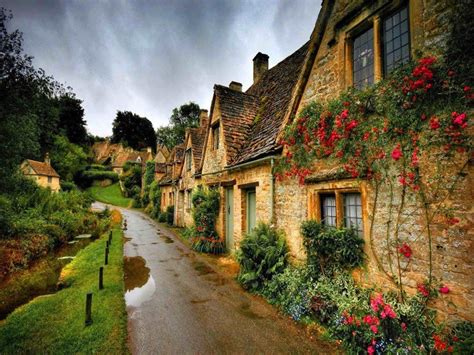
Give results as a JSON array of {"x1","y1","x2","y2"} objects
[
  {"x1": 87, "y1": 183, "x2": 132, "y2": 208},
  {"x1": 0, "y1": 227, "x2": 128, "y2": 354}
]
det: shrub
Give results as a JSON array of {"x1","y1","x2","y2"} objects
[
  {"x1": 60, "y1": 181, "x2": 77, "y2": 192},
  {"x1": 85, "y1": 164, "x2": 110, "y2": 171},
  {"x1": 166, "y1": 205, "x2": 174, "y2": 225},
  {"x1": 301, "y1": 220, "x2": 364, "y2": 275},
  {"x1": 144, "y1": 161, "x2": 155, "y2": 187},
  {"x1": 120, "y1": 163, "x2": 142, "y2": 197},
  {"x1": 148, "y1": 181, "x2": 161, "y2": 218},
  {"x1": 157, "y1": 212, "x2": 167, "y2": 223},
  {"x1": 189, "y1": 188, "x2": 224, "y2": 254},
  {"x1": 77, "y1": 170, "x2": 119, "y2": 188},
  {"x1": 236, "y1": 223, "x2": 288, "y2": 291},
  {"x1": 261, "y1": 266, "x2": 315, "y2": 321}
]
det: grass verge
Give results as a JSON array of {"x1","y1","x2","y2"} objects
[
  {"x1": 87, "y1": 183, "x2": 132, "y2": 208},
  {"x1": 0, "y1": 222, "x2": 127, "y2": 354}
]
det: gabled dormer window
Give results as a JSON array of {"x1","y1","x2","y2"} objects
[
  {"x1": 212, "y1": 122, "x2": 220, "y2": 150},
  {"x1": 185, "y1": 149, "x2": 192, "y2": 171}
]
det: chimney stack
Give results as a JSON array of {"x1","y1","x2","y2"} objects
[
  {"x1": 44, "y1": 152, "x2": 51, "y2": 165},
  {"x1": 147, "y1": 147, "x2": 152, "y2": 153},
  {"x1": 229, "y1": 81, "x2": 242, "y2": 92},
  {"x1": 253, "y1": 52, "x2": 269, "y2": 84},
  {"x1": 199, "y1": 109, "x2": 209, "y2": 127}
]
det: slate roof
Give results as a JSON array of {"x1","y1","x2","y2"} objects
[
  {"x1": 24, "y1": 160, "x2": 60, "y2": 178},
  {"x1": 189, "y1": 127, "x2": 206, "y2": 172},
  {"x1": 213, "y1": 85, "x2": 260, "y2": 164},
  {"x1": 216, "y1": 42, "x2": 310, "y2": 166}
]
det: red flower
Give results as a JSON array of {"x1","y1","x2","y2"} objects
[
  {"x1": 433, "y1": 334, "x2": 447, "y2": 351},
  {"x1": 370, "y1": 325, "x2": 378, "y2": 334},
  {"x1": 367, "y1": 345, "x2": 375, "y2": 355},
  {"x1": 345, "y1": 120, "x2": 358, "y2": 132},
  {"x1": 417, "y1": 284, "x2": 430, "y2": 297},
  {"x1": 447, "y1": 217, "x2": 460, "y2": 225},
  {"x1": 430, "y1": 117, "x2": 440, "y2": 130},
  {"x1": 452, "y1": 112, "x2": 467, "y2": 127},
  {"x1": 411, "y1": 148, "x2": 419, "y2": 167},
  {"x1": 464, "y1": 86, "x2": 471, "y2": 92},
  {"x1": 399, "y1": 243, "x2": 412, "y2": 258},
  {"x1": 401, "y1": 322, "x2": 407, "y2": 331},
  {"x1": 391, "y1": 144, "x2": 402, "y2": 161},
  {"x1": 439, "y1": 285, "x2": 450, "y2": 294},
  {"x1": 381, "y1": 304, "x2": 397, "y2": 319}
]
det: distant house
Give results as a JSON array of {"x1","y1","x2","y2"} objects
[
  {"x1": 20, "y1": 153, "x2": 60, "y2": 192},
  {"x1": 110, "y1": 147, "x2": 153, "y2": 175}
]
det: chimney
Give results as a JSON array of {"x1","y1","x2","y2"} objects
[
  {"x1": 44, "y1": 152, "x2": 51, "y2": 165},
  {"x1": 229, "y1": 81, "x2": 242, "y2": 92},
  {"x1": 253, "y1": 52, "x2": 269, "y2": 84},
  {"x1": 147, "y1": 147, "x2": 152, "y2": 153},
  {"x1": 199, "y1": 109, "x2": 209, "y2": 127}
]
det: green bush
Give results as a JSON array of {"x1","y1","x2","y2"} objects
[
  {"x1": 157, "y1": 212, "x2": 167, "y2": 223},
  {"x1": 77, "y1": 170, "x2": 119, "y2": 188},
  {"x1": 85, "y1": 164, "x2": 110, "y2": 171},
  {"x1": 60, "y1": 181, "x2": 77, "y2": 192},
  {"x1": 236, "y1": 223, "x2": 288, "y2": 291},
  {"x1": 301, "y1": 220, "x2": 364, "y2": 275},
  {"x1": 189, "y1": 188, "x2": 223, "y2": 254},
  {"x1": 166, "y1": 205, "x2": 174, "y2": 225},
  {"x1": 144, "y1": 161, "x2": 155, "y2": 187},
  {"x1": 261, "y1": 266, "x2": 315, "y2": 321},
  {"x1": 120, "y1": 163, "x2": 142, "y2": 197},
  {"x1": 148, "y1": 181, "x2": 161, "y2": 218}
]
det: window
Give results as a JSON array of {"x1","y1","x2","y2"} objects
[
  {"x1": 186, "y1": 149, "x2": 192, "y2": 171},
  {"x1": 321, "y1": 194, "x2": 337, "y2": 227},
  {"x1": 212, "y1": 123, "x2": 220, "y2": 150},
  {"x1": 187, "y1": 190, "x2": 192, "y2": 209},
  {"x1": 384, "y1": 6, "x2": 410, "y2": 74},
  {"x1": 47, "y1": 176, "x2": 52, "y2": 184},
  {"x1": 344, "y1": 193, "x2": 363, "y2": 236},
  {"x1": 353, "y1": 28, "x2": 374, "y2": 89},
  {"x1": 313, "y1": 191, "x2": 364, "y2": 236}
]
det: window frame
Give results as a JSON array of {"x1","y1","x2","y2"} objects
[
  {"x1": 311, "y1": 189, "x2": 364, "y2": 236},
  {"x1": 185, "y1": 148, "x2": 192, "y2": 171},
  {"x1": 47, "y1": 176, "x2": 52, "y2": 184},
  {"x1": 352, "y1": 26, "x2": 375, "y2": 90},
  {"x1": 345, "y1": 3, "x2": 411, "y2": 89},
  {"x1": 320, "y1": 193, "x2": 337, "y2": 227},
  {"x1": 382, "y1": 5, "x2": 411, "y2": 75},
  {"x1": 212, "y1": 122, "x2": 220, "y2": 151}
]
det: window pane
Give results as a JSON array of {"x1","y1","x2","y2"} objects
[
  {"x1": 344, "y1": 193, "x2": 363, "y2": 236},
  {"x1": 353, "y1": 28, "x2": 374, "y2": 89},
  {"x1": 384, "y1": 6, "x2": 410, "y2": 74},
  {"x1": 321, "y1": 195, "x2": 337, "y2": 227}
]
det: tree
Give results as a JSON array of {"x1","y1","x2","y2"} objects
[
  {"x1": 57, "y1": 94, "x2": 88, "y2": 146},
  {"x1": 156, "y1": 102, "x2": 200, "y2": 148},
  {"x1": 111, "y1": 111, "x2": 156, "y2": 151},
  {"x1": 49, "y1": 135, "x2": 88, "y2": 182}
]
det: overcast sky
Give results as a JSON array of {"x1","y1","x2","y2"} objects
[{"x1": 3, "y1": 0, "x2": 321, "y2": 137}]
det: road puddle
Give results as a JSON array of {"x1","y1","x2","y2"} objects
[{"x1": 124, "y1": 256, "x2": 155, "y2": 308}]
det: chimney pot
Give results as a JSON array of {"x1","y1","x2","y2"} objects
[
  {"x1": 199, "y1": 109, "x2": 209, "y2": 127},
  {"x1": 253, "y1": 52, "x2": 269, "y2": 84},
  {"x1": 44, "y1": 152, "x2": 51, "y2": 165},
  {"x1": 229, "y1": 81, "x2": 242, "y2": 92}
]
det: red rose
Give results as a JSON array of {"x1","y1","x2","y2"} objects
[
  {"x1": 391, "y1": 144, "x2": 402, "y2": 161},
  {"x1": 439, "y1": 285, "x2": 450, "y2": 294},
  {"x1": 430, "y1": 117, "x2": 440, "y2": 130}
]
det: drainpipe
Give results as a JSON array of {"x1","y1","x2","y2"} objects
[{"x1": 270, "y1": 158, "x2": 275, "y2": 223}]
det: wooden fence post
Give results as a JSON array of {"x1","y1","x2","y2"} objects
[
  {"x1": 99, "y1": 267, "x2": 104, "y2": 290},
  {"x1": 85, "y1": 293, "x2": 93, "y2": 326}
]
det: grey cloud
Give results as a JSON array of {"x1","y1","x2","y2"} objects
[{"x1": 2, "y1": 0, "x2": 321, "y2": 136}]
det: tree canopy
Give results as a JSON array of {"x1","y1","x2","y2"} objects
[
  {"x1": 156, "y1": 102, "x2": 200, "y2": 148},
  {"x1": 0, "y1": 8, "x2": 89, "y2": 191},
  {"x1": 111, "y1": 111, "x2": 156, "y2": 151}
]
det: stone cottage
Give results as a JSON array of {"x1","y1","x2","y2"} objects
[
  {"x1": 158, "y1": 144, "x2": 185, "y2": 219},
  {"x1": 273, "y1": 0, "x2": 473, "y2": 321},
  {"x1": 176, "y1": 110, "x2": 208, "y2": 227},
  {"x1": 20, "y1": 154, "x2": 60, "y2": 192},
  {"x1": 166, "y1": 0, "x2": 472, "y2": 321}
]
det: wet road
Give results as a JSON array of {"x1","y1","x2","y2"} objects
[{"x1": 117, "y1": 206, "x2": 335, "y2": 354}]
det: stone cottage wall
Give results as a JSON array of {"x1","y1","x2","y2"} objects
[{"x1": 289, "y1": 0, "x2": 472, "y2": 321}]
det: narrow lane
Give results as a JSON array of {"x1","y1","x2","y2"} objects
[{"x1": 118, "y1": 206, "x2": 335, "y2": 354}]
